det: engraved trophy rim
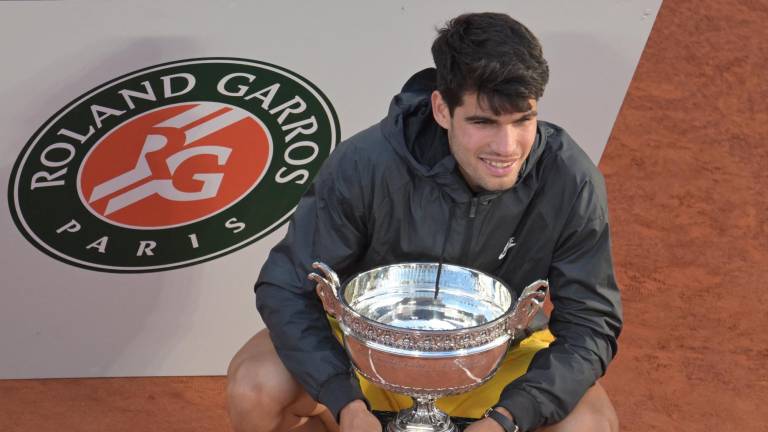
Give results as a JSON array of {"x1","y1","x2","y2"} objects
[{"x1": 337, "y1": 261, "x2": 514, "y2": 335}]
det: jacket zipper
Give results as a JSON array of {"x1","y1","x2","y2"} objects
[
  {"x1": 434, "y1": 204, "x2": 456, "y2": 298},
  {"x1": 459, "y1": 197, "x2": 479, "y2": 259},
  {"x1": 468, "y1": 197, "x2": 479, "y2": 218}
]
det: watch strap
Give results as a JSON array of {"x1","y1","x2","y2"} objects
[{"x1": 484, "y1": 408, "x2": 519, "y2": 432}]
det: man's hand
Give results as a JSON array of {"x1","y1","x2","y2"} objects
[
  {"x1": 464, "y1": 407, "x2": 515, "y2": 432},
  {"x1": 339, "y1": 399, "x2": 381, "y2": 431}
]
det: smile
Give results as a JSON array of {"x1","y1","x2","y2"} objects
[{"x1": 480, "y1": 158, "x2": 516, "y2": 169}]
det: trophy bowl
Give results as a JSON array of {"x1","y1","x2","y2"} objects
[{"x1": 309, "y1": 262, "x2": 548, "y2": 432}]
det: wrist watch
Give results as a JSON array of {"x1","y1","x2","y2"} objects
[{"x1": 484, "y1": 407, "x2": 519, "y2": 432}]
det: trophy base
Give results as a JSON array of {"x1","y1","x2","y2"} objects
[{"x1": 386, "y1": 398, "x2": 458, "y2": 432}]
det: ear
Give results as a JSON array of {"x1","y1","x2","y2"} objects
[{"x1": 431, "y1": 90, "x2": 451, "y2": 130}]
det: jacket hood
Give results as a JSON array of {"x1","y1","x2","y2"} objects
[{"x1": 380, "y1": 68, "x2": 547, "y2": 202}]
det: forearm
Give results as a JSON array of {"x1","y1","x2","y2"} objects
[{"x1": 256, "y1": 283, "x2": 364, "y2": 418}]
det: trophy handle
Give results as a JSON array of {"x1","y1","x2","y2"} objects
[
  {"x1": 505, "y1": 279, "x2": 549, "y2": 337},
  {"x1": 308, "y1": 261, "x2": 342, "y2": 318}
]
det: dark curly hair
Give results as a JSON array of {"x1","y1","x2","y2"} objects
[{"x1": 431, "y1": 12, "x2": 549, "y2": 114}]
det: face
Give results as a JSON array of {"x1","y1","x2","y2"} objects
[{"x1": 432, "y1": 91, "x2": 538, "y2": 192}]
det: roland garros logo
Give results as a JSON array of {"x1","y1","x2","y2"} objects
[{"x1": 8, "y1": 58, "x2": 339, "y2": 272}]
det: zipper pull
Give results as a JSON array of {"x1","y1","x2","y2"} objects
[{"x1": 469, "y1": 197, "x2": 479, "y2": 218}]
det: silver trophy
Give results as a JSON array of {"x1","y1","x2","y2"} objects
[{"x1": 309, "y1": 262, "x2": 548, "y2": 432}]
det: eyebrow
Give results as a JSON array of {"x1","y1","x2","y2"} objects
[{"x1": 464, "y1": 110, "x2": 538, "y2": 123}]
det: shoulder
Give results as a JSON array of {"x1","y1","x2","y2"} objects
[
  {"x1": 539, "y1": 121, "x2": 601, "y2": 180},
  {"x1": 539, "y1": 121, "x2": 605, "y2": 188},
  {"x1": 537, "y1": 121, "x2": 608, "y2": 217},
  {"x1": 313, "y1": 121, "x2": 406, "y2": 205},
  {"x1": 320, "y1": 121, "x2": 408, "y2": 184}
]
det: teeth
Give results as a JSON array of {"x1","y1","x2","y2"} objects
[{"x1": 483, "y1": 159, "x2": 513, "y2": 168}]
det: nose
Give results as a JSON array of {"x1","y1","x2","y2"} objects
[{"x1": 490, "y1": 124, "x2": 519, "y2": 157}]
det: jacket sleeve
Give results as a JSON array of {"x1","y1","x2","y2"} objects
[
  {"x1": 497, "y1": 176, "x2": 623, "y2": 431},
  {"x1": 254, "y1": 144, "x2": 370, "y2": 420}
]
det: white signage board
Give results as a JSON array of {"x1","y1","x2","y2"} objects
[{"x1": 0, "y1": 0, "x2": 661, "y2": 378}]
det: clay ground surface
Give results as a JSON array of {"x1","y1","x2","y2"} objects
[{"x1": 1, "y1": 1, "x2": 767, "y2": 430}]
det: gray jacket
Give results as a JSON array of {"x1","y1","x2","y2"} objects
[{"x1": 255, "y1": 68, "x2": 623, "y2": 431}]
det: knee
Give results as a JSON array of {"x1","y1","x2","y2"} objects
[
  {"x1": 588, "y1": 397, "x2": 619, "y2": 432},
  {"x1": 585, "y1": 397, "x2": 619, "y2": 432},
  {"x1": 228, "y1": 359, "x2": 281, "y2": 410},
  {"x1": 605, "y1": 405, "x2": 619, "y2": 432},
  {"x1": 547, "y1": 408, "x2": 618, "y2": 432},
  {"x1": 227, "y1": 358, "x2": 290, "y2": 430},
  {"x1": 593, "y1": 413, "x2": 619, "y2": 432},
  {"x1": 544, "y1": 384, "x2": 619, "y2": 432}
]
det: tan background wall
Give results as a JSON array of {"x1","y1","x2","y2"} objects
[{"x1": 0, "y1": 0, "x2": 657, "y2": 379}]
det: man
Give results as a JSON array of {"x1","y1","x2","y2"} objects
[{"x1": 228, "y1": 12, "x2": 622, "y2": 432}]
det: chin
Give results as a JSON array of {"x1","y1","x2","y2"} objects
[{"x1": 480, "y1": 178, "x2": 517, "y2": 192}]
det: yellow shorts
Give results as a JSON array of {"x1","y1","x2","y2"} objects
[{"x1": 329, "y1": 316, "x2": 554, "y2": 419}]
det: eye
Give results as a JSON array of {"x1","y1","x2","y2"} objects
[{"x1": 470, "y1": 119, "x2": 493, "y2": 125}]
